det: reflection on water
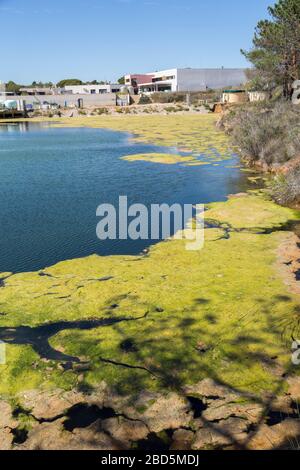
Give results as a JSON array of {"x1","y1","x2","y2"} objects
[
  {"x1": 0, "y1": 124, "x2": 254, "y2": 273},
  {"x1": 0, "y1": 122, "x2": 49, "y2": 133}
]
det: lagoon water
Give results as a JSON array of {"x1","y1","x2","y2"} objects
[{"x1": 0, "y1": 122, "x2": 250, "y2": 273}]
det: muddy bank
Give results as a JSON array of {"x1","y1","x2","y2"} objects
[{"x1": 1, "y1": 376, "x2": 300, "y2": 450}]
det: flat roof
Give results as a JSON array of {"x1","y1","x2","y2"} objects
[{"x1": 223, "y1": 89, "x2": 246, "y2": 93}]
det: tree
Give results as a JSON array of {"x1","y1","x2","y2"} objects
[
  {"x1": 30, "y1": 81, "x2": 53, "y2": 88},
  {"x1": 118, "y1": 76, "x2": 125, "y2": 85},
  {"x1": 242, "y1": 0, "x2": 300, "y2": 99},
  {"x1": 5, "y1": 81, "x2": 22, "y2": 93},
  {"x1": 56, "y1": 78, "x2": 83, "y2": 88}
]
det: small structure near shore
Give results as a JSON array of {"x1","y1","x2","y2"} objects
[{"x1": 222, "y1": 90, "x2": 248, "y2": 104}]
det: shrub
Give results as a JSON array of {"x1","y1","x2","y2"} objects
[
  {"x1": 270, "y1": 167, "x2": 300, "y2": 206},
  {"x1": 138, "y1": 95, "x2": 152, "y2": 105},
  {"x1": 151, "y1": 92, "x2": 185, "y2": 104},
  {"x1": 223, "y1": 102, "x2": 300, "y2": 168},
  {"x1": 165, "y1": 106, "x2": 179, "y2": 113},
  {"x1": 95, "y1": 107, "x2": 108, "y2": 115}
]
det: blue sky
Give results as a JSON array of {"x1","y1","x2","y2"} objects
[{"x1": 0, "y1": 0, "x2": 272, "y2": 84}]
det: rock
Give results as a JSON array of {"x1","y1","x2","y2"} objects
[
  {"x1": 171, "y1": 429, "x2": 195, "y2": 450},
  {"x1": 19, "y1": 389, "x2": 85, "y2": 421},
  {"x1": 287, "y1": 376, "x2": 300, "y2": 401},
  {"x1": 269, "y1": 395, "x2": 294, "y2": 414},
  {"x1": 0, "y1": 401, "x2": 18, "y2": 450},
  {"x1": 106, "y1": 391, "x2": 193, "y2": 434},
  {"x1": 0, "y1": 428, "x2": 14, "y2": 450},
  {"x1": 192, "y1": 417, "x2": 248, "y2": 450},
  {"x1": 202, "y1": 402, "x2": 262, "y2": 424},
  {"x1": 0, "y1": 400, "x2": 17, "y2": 429},
  {"x1": 101, "y1": 417, "x2": 149, "y2": 444},
  {"x1": 18, "y1": 419, "x2": 121, "y2": 450},
  {"x1": 184, "y1": 378, "x2": 241, "y2": 402},
  {"x1": 247, "y1": 419, "x2": 300, "y2": 450},
  {"x1": 133, "y1": 392, "x2": 192, "y2": 433}
]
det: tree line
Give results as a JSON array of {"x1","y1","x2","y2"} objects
[{"x1": 3, "y1": 78, "x2": 125, "y2": 94}]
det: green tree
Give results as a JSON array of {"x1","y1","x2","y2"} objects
[
  {"x1": 242, "y1": 0, "x2": 300, "y2": 98},
  {"x1": 56, "y1": 78, "x2": 83, "y2": 88},
  {"x1": 118, "y1": 76, "x2": 125, "y2": 85},
  {"x1": 5, "y1": 81, "x2": 22, "y2": 93},
  {"x1": 30, "y1": 81, "x2": 53, "y2": 88}
]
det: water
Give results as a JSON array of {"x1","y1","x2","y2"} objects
[{"x1": 0, "y1": 122, "x2": 251, "y2": 273}]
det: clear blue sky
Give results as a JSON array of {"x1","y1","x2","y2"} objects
[{"x1": 0, "y1": 0, "x2": 272, "y2": 84}]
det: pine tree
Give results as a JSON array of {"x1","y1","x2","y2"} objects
[{"x1": 242, "y1": 0, "x2": 300, "y2": 98}]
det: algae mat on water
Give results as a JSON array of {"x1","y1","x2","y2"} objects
[
  {"x1": 51, "y1": 114, "x2": 234, "y2": 163},
  {"x1": 0, "y1": 194, "x2": 299, "y2": 398}
]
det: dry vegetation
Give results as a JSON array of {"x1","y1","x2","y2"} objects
[{"x1": 220, "y1": 102, "x2": 300, "y2": 205}]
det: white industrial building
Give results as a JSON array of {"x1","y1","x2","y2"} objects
[
  {"x1": 63, "y1": 84, "x2": 122, "y2": 95},
  {"x1": 137, "y1": 68, "x2": 247, "y2": 94}
]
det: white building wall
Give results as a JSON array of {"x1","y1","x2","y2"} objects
[
  {"x1": 64, "y1": 84, "x2": 122, "y2": 94},
  {"x1": 151, "y1": 69, "x2": 178, "y2": 92},
  {"x1": 3, "y1": 93, "x2": 117, "y2": 107},
  {"x1": 176, "y1": 69, "x2": 247, "y2": 92}
]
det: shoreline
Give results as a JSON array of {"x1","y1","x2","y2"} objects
[{"x1": 1, "y1": 114, "x2": 300, "y2": 450}]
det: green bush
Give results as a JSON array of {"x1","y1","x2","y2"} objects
[
  {"x1": 138, "y1": 95, "x2": 152, "y2": 105},
  {"x1": 151, "y1": 92, "x2": 185, "y2": 104},
  {"x1": 165, "y1": 106, "x2": 179, "y2": 113}
]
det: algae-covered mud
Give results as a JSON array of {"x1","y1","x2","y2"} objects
[
  {"x1": 1, "y1": 115, "x2": 300, "y2": 450},
  {"x1": 0, "y1": 191, "x2": 299, "y2": 395}
]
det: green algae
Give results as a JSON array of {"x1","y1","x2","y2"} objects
[
  {"x1": 121, "y1": 153, "x2": 194, "y2": 165},
  {"x1": 49, "y1": 114, "x2": 233, "y2": 162},
  {"x1": 0, "y1": 193, "x2": 299, "y2": 398},
  {"x1": 121, "y1": 152, "x2": 211, "y2": 166},
  {"x1": 1, "y1": 115, "x2": 299, "y2": 401}
]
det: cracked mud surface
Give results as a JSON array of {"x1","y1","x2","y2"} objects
[{"x1": 1, "y1": 377, "x2": 299, "y2": 450}]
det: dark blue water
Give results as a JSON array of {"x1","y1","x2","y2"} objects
[{"x1": 0, "y1": 122, "x2": 250, "y2": 273}]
